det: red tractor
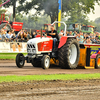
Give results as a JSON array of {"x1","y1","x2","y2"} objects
[
  {"x1": 0, "y1": 13, "x2": 23, "y2": 33},
  {"x1": 16, "y1": 21, "x2": 80, "y2": 69}
]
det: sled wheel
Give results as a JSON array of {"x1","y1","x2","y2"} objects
[
  {"x1": 41, "y1": 55, "x2": 50, "y2": 69},
  {"x1": 95, "y1": 54, "x2": 100, "y2": 69},
  {"x1": 16, "y1": 53, "x2": 25, "y2": 68}
]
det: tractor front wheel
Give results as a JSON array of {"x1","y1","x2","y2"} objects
[
  {"x1": 41, "y1": 55, "x2": 50, "y2": 69},
  {"x1": 16, "y1": 53, "x2": 25, "y2": 68}
]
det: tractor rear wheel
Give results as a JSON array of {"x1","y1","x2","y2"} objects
[
  {"x1": 95, "y1": 54, "x2": 100, "y2": 69},
  {"x1": 41, "y1": 55, "x2": 50, "y2": 69},
  {"x1": 16, "y1": 53, "x2": 25, "y2": 68},
  {"x1": 58, "y1": 39, "x2": 80, "y2": 69},
  {"x1": 0, "y1": 23, "x2": 12, "y2": 31}
]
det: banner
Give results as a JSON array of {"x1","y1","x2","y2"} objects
[
  {"x1": 85, "y1": 44, "x2": 100, "y2": 55},
  {"x1": 0, "y1": 42, "x2": 27, "y2": 53}
]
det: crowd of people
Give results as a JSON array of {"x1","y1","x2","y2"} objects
[
  {"x1": 0, "y1": 28, "x2": 33, "y2": 42},
  {"x1": 59, "y1": 30, "x2": 100, "y2": 44},
  {"x1": 0, "y1": 28, "x2": 100, "y2": 44}
]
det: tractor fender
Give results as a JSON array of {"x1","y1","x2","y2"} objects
[
  {"x1": 58, "y1": 36, "x2": 76, "y2": 49},
  {"x1": 58, "y1": 36, "x2": 68, "y2": 49}
]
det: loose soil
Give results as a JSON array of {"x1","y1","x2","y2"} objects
[{"x1": 0, "y1": 79, "x2": 100, "y2": 100}]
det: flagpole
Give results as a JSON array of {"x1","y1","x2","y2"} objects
[{"x1": 58, "y1": 0, "x2": 62, "y2": 33}]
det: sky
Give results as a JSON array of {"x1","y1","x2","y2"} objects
[
  {"x1": 87, "y1": 3, "x2": 100, "y2": 21},
  {"x1": 4, "y1": 2, "x2": 100, "y2": 21}
]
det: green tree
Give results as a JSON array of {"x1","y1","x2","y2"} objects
[
  {"x1": 3, "y1": 0, "x2": 100, "y2": 23},
  {"x1": 19, "y1": 0, "x2": 100, "y2": 23},
  {"x1": 14, "y1": 14, "x2": 51, "y2": 29},
  {"x1": 0, "y1": 0, "x2": 6, "y2": 15}
]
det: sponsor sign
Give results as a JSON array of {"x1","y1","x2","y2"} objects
[
  {"x1": 0, "y1": 42, "x2": 27, "y2": 53},
  {"x1": 85, "y1": 44, "x2": 100, "y2": 55},
  {"x1": 90, "y1": 46, "x2": 100, "y2": 55}
]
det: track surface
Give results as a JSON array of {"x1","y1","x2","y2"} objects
[
  {"x1": 1, "y1": 60, "x2": 100, "y2": 100},
  {"x1": 0, "y1": 79, "x2": 100, "y2": 100},
  {"x1": 0, "y1": 60, "x2": 100, "y2": 76}
]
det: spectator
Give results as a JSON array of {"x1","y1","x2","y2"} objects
[
  {"x1": 91, "y1": 36, "x2": 97, "y2": 44},
  {"x1": 17, "y1": 31, "x2": 24, "y2": 42},
  {"x1": 23, "y1": 32, "x2": 28, "y2": 42},
  {"x1": 1, "y1": 29, "x2": 7, "y2": 42},
  {"x1": 32, "y1": 31, "x2": 37, "y2": 38},
  {"x1": 27, "y1": 31, "x2": 32, "y2": 40},
  {"x1": 72, "y1": 31, "x2": 76, "y2": 36},
  {"x1": 66, "y1": 31, "x2": 68, "y2": 36},
  {"x1": 59, "y1": 29, "x2": 64, "y2": 38},
  {"x1": 85, "y1": 37, "x2": 92, "y2": 44},
  {"x1": 79, "y1": 31, "x2": 84, "y2": 43},
  {"x1": 67, "y1": 31, "x2": 73, "y2": 36},
  {"x1": 74, "y1": 31, "x2": 78, "y2": 37},
  {"x1": 11, "y1": 29, "x2": 16, "y2": 42},
  {"x1": 6, "y1": 30, "x2": 13, "y2": 42}
]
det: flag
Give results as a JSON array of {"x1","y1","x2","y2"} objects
[{"x1": 58, "y1": 0, "x2": 61, "y2": 27}]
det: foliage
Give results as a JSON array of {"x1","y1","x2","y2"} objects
[
  {"x1": 3, "y1": 0, "x2": 100, "y2": 23},
  {"x1": 15, "y1": 14, "x2": 51, "y2": 29},
  {"x1": 0, "y1": 0, "x2": 6, "y2": 15},
  {"x1": 94, "y1": 17, "x2": 100, "y2": 32}
]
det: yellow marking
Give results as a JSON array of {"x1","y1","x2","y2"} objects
[{"x1": 85, "y1": 66, "x2": 95, "y2": 69}]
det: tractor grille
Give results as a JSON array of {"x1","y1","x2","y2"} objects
[
  {"x1": 27, "y1": 44, "x2": 35, "y2": 49},
  {"x1": 27, "y1": 44, "x2": 36, "y2": 54}
]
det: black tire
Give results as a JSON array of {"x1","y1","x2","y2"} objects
[
  {"x1": 0, "y1": 23, "x2": 12, "y2": 31},
  {"x1": 31, "y1": 58, "x2": 41, "y2": 67},
  {"x1": 95, "y1": 54, "x2": 100, "y2": 69},
  {"x1": 41, "y1": 55, "x2": 50, "y2": 69},
  {"x1": 16, "y1": 53, "x2": 25, "y2": 68},
  {"x1": 58, "y1": 39, "x2": 80, "y2": 69}
]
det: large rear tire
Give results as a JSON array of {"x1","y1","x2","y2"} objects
[
  {"x1": 95, "y1": 54, "x2": 100, "y2": 69},
  {"x1": 0, "y1": 23, "x2": 12, "y2": 31},
  {"x1": 16, "y1": 53, "x2": 25, "y2": 68},
  {"x1": 58, "y1": 39, "x2": 80, "y2": 69}
]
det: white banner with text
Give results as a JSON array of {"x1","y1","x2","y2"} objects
[{"x1": 0, "y1": 42, "x2": 27, "y2": 53}]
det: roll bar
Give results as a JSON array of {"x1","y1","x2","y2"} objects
[{"x1": 51, "y1": 21, "x2": 67, "y2": 36}]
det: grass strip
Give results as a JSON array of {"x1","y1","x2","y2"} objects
[
  {"x1": 0, "y1": 73, "x2": 100, "y2": 83},
  {"x1": 0, "y1": 53, "x2": 27, "y2": 60}
]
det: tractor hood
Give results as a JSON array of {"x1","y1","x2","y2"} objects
[
  {"x1": 27, "y1": 37, "x2": 53, "y2": 44},
  {"x1": 27, "y1": 37, "x2": 53, "y2": 54}
]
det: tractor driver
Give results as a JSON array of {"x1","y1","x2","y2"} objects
[{"x1": 47, "y1": 25, "x2": 59, "y2": 50}]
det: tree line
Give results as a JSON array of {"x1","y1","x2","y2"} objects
[{"x1": 0, "y1": 0, "x2": 100, "y2": 31}]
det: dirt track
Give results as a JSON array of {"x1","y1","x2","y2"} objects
[
  {"x1": 0, "y1": 79, "x2": 100, "y2": 100},
  {"x1": 0, "y1": 60, "x2": 100, "y2": 76},
  {"x1": 1, "y1": 60, "x2": 100, "y2": 100}
]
